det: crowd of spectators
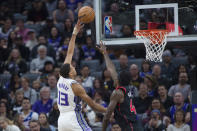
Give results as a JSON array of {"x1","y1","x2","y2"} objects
[{"x1": 0, "y1": 0, "x2": 197, "y2": 131}]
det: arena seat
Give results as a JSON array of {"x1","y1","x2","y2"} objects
[
  {"x1": 0, "y1": 74, "x2": 11, "y2": 87},
  {"x1": 172, "y1": 56, "x2": 188, "y2": 66},
  {"x1": 91, "y1": 71, "x2": 102, "y2": 79},
  {"x1": 80, "y1": 60, "x2": 101, "y2": 72},
  {"x1": 128, "y1": 58, "x2": 144, "y2": 69},
  {"x1": 191, "y1": 91, "x2": 197, "y2": 104},
  {"x1": 22, "y1": 73, "x2": 40, "y2": 84}
]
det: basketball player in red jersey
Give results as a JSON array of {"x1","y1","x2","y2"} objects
[{"x1": 97, "y1": 41, "x2": 143, "y2": 131}]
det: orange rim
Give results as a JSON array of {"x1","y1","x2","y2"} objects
[{"x1": 134, "y1": 29, "x2": 169, "y2": 44}]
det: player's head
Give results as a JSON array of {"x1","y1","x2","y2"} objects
[
  {"x1": 60, "y1": 63, "x2": 77, "y2": 78},
  {"x1": 119, "y1": 70, "x2": 131, "y2": 86}
]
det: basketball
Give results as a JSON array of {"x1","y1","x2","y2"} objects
[{"x1": 78, "y1": 6, "x2": 95, "y2": 23}]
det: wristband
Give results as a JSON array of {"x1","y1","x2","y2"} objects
[{"x1": 72, "y1": 27, "x2": 78, "y2": 35}]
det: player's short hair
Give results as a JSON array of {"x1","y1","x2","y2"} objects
[
  {"x1": 60, "y1": 63, "x2": 70, "y2": 78},
  {"x1": 119, "y1": 70, "x2": 131, "y2": 86}
]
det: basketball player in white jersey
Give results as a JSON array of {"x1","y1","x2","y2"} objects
[{"x1": 57, "y1": 20, "x2": 107, "y2": 131}]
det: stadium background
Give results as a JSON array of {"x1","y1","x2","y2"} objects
[{"x1": 0, "y1": 0, "x2": 197, "y2": 131}]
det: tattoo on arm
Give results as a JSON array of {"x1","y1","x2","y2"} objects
[{"x1": 102, "y1": 89, "x2": 124, "y2": 131}]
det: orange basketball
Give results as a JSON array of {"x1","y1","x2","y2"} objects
[{"x1": 78, "y1": 6, "x2": 95, "y2": 23}]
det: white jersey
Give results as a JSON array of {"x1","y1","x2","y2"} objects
[
  {"x1": 57, "y1": 76, "x2": 92, "y2": 131},
  {"x1": 57, "y1": 76, "x2": 81, "y2": 113}
]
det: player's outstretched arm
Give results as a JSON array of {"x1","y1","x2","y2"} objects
[
  {"x1": 97, "y1": 41, "x2": 119, "y2": 87},
  {"x1": 102, "y1": 89, "x2": 124, "y2": 131},
  {"x1": 64, "y1": 20, "x2": 84, "y2": 64},
  {"x1": 72, "y1": 83, "x2": 107, "y2": 113}
]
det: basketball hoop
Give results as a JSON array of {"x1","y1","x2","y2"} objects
[{"x1": 134, "y1": 30, "x2": 169, "y2": 62}]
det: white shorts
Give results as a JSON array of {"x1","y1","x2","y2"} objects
[{"x1": 58, "y1": 111, "x2": 92, "y2": 131}]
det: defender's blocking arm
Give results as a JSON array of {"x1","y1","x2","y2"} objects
[{"x1": 97, "y1": 41, "x2": 119, "y2": 87}]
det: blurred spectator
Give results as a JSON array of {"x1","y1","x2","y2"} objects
[
  {"x1": 91, "y1": 113, "x2": 103, "y2": 129},
  {"x1": 48, "y1": 26, "x2": 62, "y2": 51},
  {"x1": 53, "y1": 67, "x2": 60, "y2": 80},
  {"x1": 80, "y1": 36, "x2": 99, "y2": 61},
  {"x1": 102, "y1": 68, "x2": 114, "y2": 92},
  {"x1": 172, "y1": 64, "x2": 188, "y2": 85},
  {"x1": 152, "y1": 64, "x2": 170, "y2": 89},
  {"x1": 40, "y1": 17, "x2": 55, "y2": 37},
  {"x1": 0, "y1": 2, "x2": 12, "y2": 25},
  {"x1": 0, "y1": 38, "x2": 10, "y2": 62},
  {"x1": 0, "y1": 101, "x2": 12, "y2": 120},
  {"x1": 4, "y1": 48, "x2": 28, "y2": 74},
  {"x1": 148, "y1": 98, "x2": 166, "y2": 117},
  {"x1": 0, "y1": 17, "x2": 13, "y2": 39},
  {"x1": 47, "y1": 74, "x2": 57, "y2": 99},
  {"x1": 65, "y1": 0, "x2": 82, "y2": 11},
  {"x1": 30, "y1": 45, "x2": 54, "y2": 72},
  {"x1": 15, "y1": 18, "x2": 30, "y2": 43},
  {"x1": 117, "y1": 54, "x2": 129, "y2": 73},
  {"x1": 4, "y1": 73, "x2": 21, "y2": 95},
  {"x1": 20, "y1": 97, "x2": 39, "y2": 129},
  {"x1": 144, "y1": 109, "x2": 166, "y2": 131},
  {"x1": 133, "y1": 83, "x2": 152, "y2": 117},
  {"x1": 121, "y1": 24, "x2": 133, "y2": 37},
  {"x1": 52, "y1": 0, "x2": 74, "y2": 24},
  {"x1": 129, "y1": 64, "x2": 143, "y2": 89},
  {"x1": 106, "y1": 3, "x2": 120, "y2": 16},
  {"x1": 160, "y1": 50, "x2": 176, "y2": 81},
  {"x1": 29, "y1": 120, "x2": 51, "y2": 131},
  {"x1": 44, "y1": 0, "x2": 58, "y2": 17},
  {"x1": 27, "y1": 0, "x2": 48, "y2": 24},
  {"x1": 144, "y1": 75, "x2": 158, "y2": 97},
  {"x1": 0, "y1": 116, "x2": 20, "y2": 131},
  {"x1": 93, "y1": 90, "x2": 107, "y2": 108},
  {"x1": 157, "y1": 85, "x2": 174, "y2": 110},
  {"x1": 31, "y1": 35, "x2": 56, "y2": 60},
  {"x1": 111, "y1": 122, "x2": 122, "y2": 131},
  {"x1": 12, "y1": 90, "x2": 24, "y2": 114},
  {"x1": 7, "y1": 31, "x2": 17, "y2": 49},
  {"x1": 81, "y1": 65, "x2": 95, "y2": 89},
  {"x1": 32, "y1": 80, "x2": 42, "y2": 99},
  {"x1": 25, "y1": 30, "x2": 38, "y2": 51},
  {"x1": 168, "y1": 72, "x2": 191, "y2": 101},
  {"x1": 140, "y1": 60, "x2": 152, "y2": 78},
  {"x1": 32, "y1": 87, "x2": 53, "y2": 114},
  {"x1": 167, "y1": 109, "x2": 190, "y2": 131},
  {"x1": 13, "y1": 114, "x2": 26, "y2": 131},
  {"x1": 13, "y1": 35, "x2": 30, "y2": 61},
  {"x1": 40, "y1": 61, "x2": 54, "y2": 84},
  {"x1": 18, "y1": 77, "x2": 37, "y2": 105},
  {"x1": 38, "y1": 113, "x2": 56, "y2": 131},
  {"x1": 106, "y1": 112, "x2": 116, "y2": 131},
  {"x1": 63, "y1": 18, "x2": 73, "y2": 37},
  {"x1": 48, "y1": 99, "x2": 59, "y2": 127},
  {"x1": 165, "y1": 92, "x2": 191, "y2": 125}
]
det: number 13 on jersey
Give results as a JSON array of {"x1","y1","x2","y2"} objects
[{"x1": 58, "y1": 91, "x2": 69, "y2": 106}]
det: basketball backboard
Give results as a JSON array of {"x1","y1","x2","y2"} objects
[{"x1": 95, "y1": 0, "x2": 197, "y2": 45}]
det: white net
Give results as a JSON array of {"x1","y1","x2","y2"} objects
[{"x1": 135, "y1": 30, "x2": 168, "y2": 62}]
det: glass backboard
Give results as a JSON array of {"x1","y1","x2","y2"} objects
[{"x1": 95, "y1": 0, "x2": 197, "y2": 45}]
